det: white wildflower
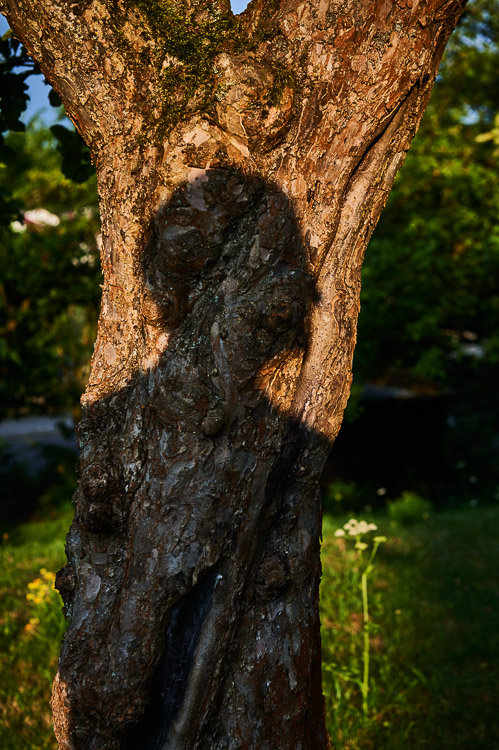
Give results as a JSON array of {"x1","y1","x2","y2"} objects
[{"x1": 344, "y1": 519, "x2": 377, "y2": 536}]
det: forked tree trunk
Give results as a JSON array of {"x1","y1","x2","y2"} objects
[{"x1": 1, "y1": 1, "x2": 465, "y2": 747}]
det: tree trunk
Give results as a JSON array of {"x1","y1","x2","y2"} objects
[{"x1": 1, "y1": 1, "x2": 466, "y2": 747}]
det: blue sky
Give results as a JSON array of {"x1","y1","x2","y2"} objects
[
  {"x1": 231, "y1": 0, "x2": 250, "y2": 12},
  {"x1": 1, "y1": 2, "x2": 250, "y2": 124},
  {"x1": 0, "y1": 14, "x2": 57, "y2": 123}
]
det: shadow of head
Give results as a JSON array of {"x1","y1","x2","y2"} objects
[{"x1": 138, "y1": 167, "x2": 315, "y2": 433}]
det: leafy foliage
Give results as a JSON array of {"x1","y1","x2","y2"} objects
[
  {"x1": 0, "y1": 504, "x2": 72, "y2": 749},
  {"x1": 0, "y1": 30, "x2": 35, "y2": 227},
  {"x1": 356, "y1": 1, "x2": 499, "y2": 386},
  {"x1": 0, "y1": 30, "x2": 33, "y2": 136},
  {"x1": 0, "y1": 125, "x2": 101, "y2": 417},
  {"x1": 50, "y1": 124, "x2": 94, "y2": 184},
  {"x1": 343, "y1": 1, "x2": 499, "y2": 484},
  {"x1": 321, "y1": 505, "x2": 499, "y2": 748},
  {"x1": 387, "y1": 492, "x2": 433, "y2": 525}
]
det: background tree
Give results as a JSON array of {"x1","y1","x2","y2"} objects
[
  {"x1": 0, "y1": 123, "x2": 100, "y2": 417},
  {"x1": 350, "y1": 0, "x2": 499, "y2": 483},
  {"x1": 0, "y1": 26, "x2": 100, "y2": 418},
  {"x1": 358, "y1": 0, "x2": 499, "y2": 384},
  {"x1": 0, "y1": 1, "x2": 466, "y2": 748}
]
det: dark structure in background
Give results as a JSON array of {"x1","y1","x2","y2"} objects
[{"x1": 324, "y1": 385, "x2": 451, "y2": 495}]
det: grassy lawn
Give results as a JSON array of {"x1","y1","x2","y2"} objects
[
  {"x1": 321, "y1": 505, "x2": 499, "y2": 749},
  {"x1": 1, "y1": 502, "x2": 498, "y2": 748},
  {"x1": 0, "y1": 507, "x2": 72, "y2": 750}
]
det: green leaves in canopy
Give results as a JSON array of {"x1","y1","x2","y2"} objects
[
  {"x1": 355, "y1": 0, "x2": 499, "y2": 387},
  {"x1": 49, "y1": 125, "x2": 94, "y2": 184},
  {"x1": 476, "y1": 113, "x2": 499, "y2": 157},
  {"x1": 0, "y1": 126, "x2": 100, "y2": 418},
  {"x1": 0, "y1": 24, "x2": 97, "y2": 414},
  {"x1": 0, "y1": 31, "x2": 32, "y2": 139},
  {"x1": 1, "y1": 27, "x2": 94, "y2": 186},
  {"x1": 0, "y1": 30, "x2": 35, "y2": 225},
  {"x1": 48, "y1": 89, "x2": 62, "y2": 109}
]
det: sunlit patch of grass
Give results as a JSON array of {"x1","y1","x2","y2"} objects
[
  {"x1": 321, "y1": 505, "x2": 499, "y2": 749},
  {"x1": 0, "y1": 505, "x2": 73, "y2": 750}
]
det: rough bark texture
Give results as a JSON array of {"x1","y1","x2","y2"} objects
[{"x1": 1, "y1": 1, "x2": 466, "y2": 748}]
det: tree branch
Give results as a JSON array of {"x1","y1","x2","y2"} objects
[
  {"x1": 0, "y1": 0, "x2": 237, "y2": 152},
  {"x1": 1, "y1": 0, "x2": 146, "y2": 149}
]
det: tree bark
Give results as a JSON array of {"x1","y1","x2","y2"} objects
[{"x1": 1, "y1": 1, "x2": 466, "y2": 747}]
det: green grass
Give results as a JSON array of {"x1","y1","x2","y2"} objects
[
  {"x1": 321, "y1": 505, "x2": 499, "y2": 749},
  {"x1": 0, "y1": 506, "x2": 72, "y2": 749},
  {"x1": 1, "y1": 502, "x2": 498, "y2": 748}
]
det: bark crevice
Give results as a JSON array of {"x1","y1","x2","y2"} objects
[{"x1": 126, "y1": 567, "x2": 220, "y2": 749}]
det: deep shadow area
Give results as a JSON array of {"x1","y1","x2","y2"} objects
[
  {"x1": 323, "y1": 385, "x2": 451, "y2": 494},
  {"x1": 126, "y1": 567, "x2": 220, "y2": 749},
  {"x1": 0, "y1": 438, "x2": 78, "y2": 524}
]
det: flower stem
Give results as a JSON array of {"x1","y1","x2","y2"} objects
[{"x1": 361, "y1": 568, "x2": 370, "y2": 715}]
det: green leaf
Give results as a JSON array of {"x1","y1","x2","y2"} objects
[
  {"x1": 49, "y1": 125, "x2": 94, "y2": 183},
  {"x1": 48, "y1": 89, "x2": 62, "y2": 108}
]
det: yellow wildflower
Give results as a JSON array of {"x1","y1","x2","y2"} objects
[
  {"x1": 24, "y1": 617, "x2": 40, "y2": 634},
  {"x1": 26, "y1": 569, "x2": 56, "y2": 605}
]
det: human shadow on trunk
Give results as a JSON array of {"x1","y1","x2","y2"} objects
[{"x1": 54, "y1": 168, "x2": 331, "y2": 749}]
